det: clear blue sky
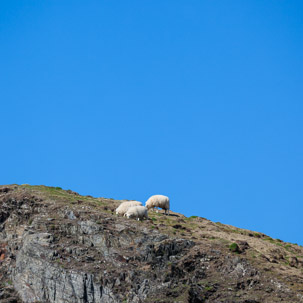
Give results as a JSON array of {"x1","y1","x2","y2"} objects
[{"x1": 1, "y1": 1, "x2": 302, "y2": 244}]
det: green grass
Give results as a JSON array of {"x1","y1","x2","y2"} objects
[
  {"x1": 262, "y1": 237, "x2": 297, "y2": 251},
  {"x1": 263, "y1": 236, "x2": 275, "y2": 244},
  {"x1": 20, "y1": 185, "x2": 108, "y2": 209},
  {"x1": 283, "y1": 244, "x2": 296, "y2": 253},
  {"x1": 229, "y1": 243, "x2": 240, "y2": 253}
]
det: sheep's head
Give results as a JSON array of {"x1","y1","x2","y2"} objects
[{"x1": 145, "y1": 202, "x2": 153, "y2": 210}]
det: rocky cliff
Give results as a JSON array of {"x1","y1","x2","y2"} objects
[{"x1": 0, "y1": 185, "x2": 303, "y2": 303}]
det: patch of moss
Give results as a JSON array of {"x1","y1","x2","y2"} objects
[{"x1": 229, "y1": 243, "x2": 240, "y2": 253}]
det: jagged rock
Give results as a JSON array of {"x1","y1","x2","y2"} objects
[
  {"x1": 236, "y1": 240, "x2": 250, "y2": 253},
  {"x1": 289, "y1": 256, "x2": 299, "y2": 268},
  {"x1": 0, "y1": 185, "x2": 303, "y2": 302}
]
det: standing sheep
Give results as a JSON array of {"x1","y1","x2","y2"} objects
[
  {"x1": 125, "y1": 205, "x2": 148, "y2": 221},
  {"x1": 115, "y1": 201, "x2": 142, "y2": 216},
  {"x1": 145, "y1": 195, "x2": 170, "y2": 215}
]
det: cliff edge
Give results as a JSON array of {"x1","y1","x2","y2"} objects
[{"x1": 0, "y1": 185, "x2": 303, "y2": 303}]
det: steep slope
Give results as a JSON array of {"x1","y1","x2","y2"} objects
[{"x1": 0, "y1": 185, "x2": 303, "y2": 303}]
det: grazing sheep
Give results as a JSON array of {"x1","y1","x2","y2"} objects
[
  {"x1": 145, "y1": 195, "x2": 170, "y2": 215},
  {"x1": 124, "y1": 205, "x2": 148, "y2": 221},
  {"x1": 115, "y1": 201, "x2": 142, "y2": 216}
]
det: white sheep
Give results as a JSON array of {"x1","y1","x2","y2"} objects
[
  {"x1": 115, "y1": 201, "x2": 142, "y2": 216},
  {"x1": 124, "y1": 205, "x2": 148, "y2": 221},
  {"x1": 145, "y1": 195, "x2": 170, "y2": 215}
]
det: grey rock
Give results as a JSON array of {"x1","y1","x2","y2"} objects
[{"x1": 1, "y1": 186, "x2": 303, "y2": 303}]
